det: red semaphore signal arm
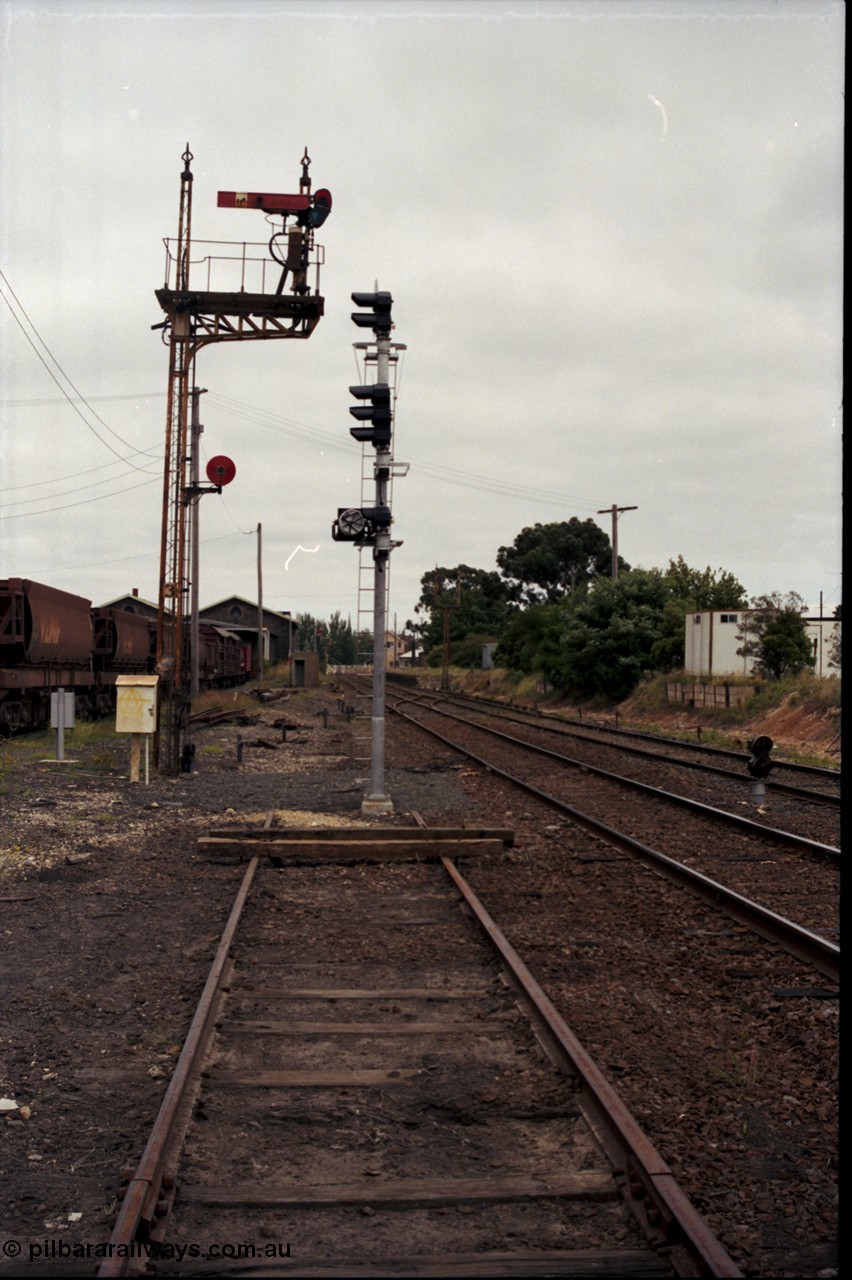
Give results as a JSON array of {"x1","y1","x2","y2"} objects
[{"x1": 218, "y1": 191, "x2": 311, "y2": 213}]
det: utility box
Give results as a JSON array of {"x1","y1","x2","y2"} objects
[
  {"x1": 115, "y1": 675, "x2": 159, "y2": 734},
  {"x1": 50, "y1": 690, "x2": 76, "y2": 729},
  {"x1": 482, "y1": 643, "x2": 498, "y2": 671},
  {"x1": 292, "y1": 651, "x2": 320, "y2": 688}
]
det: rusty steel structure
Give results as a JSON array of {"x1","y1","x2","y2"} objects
[{"x1": 154, "y1": 145, "x2": 329, "y2": 773}]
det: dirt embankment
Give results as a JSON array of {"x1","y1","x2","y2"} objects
[
  {"x1": 436, "y1": 670, "x2": 841, "y2": 765},
  {"x1": 616, "y1": 691, "x2": 841, "y2": 763}
]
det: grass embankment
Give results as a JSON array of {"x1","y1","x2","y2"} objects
[{"x1": 413, "y1": 667, "x2": 841, "y2": 768}]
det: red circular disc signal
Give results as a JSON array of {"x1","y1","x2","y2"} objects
[{"x1": 207, "y1": 455, "x2": 236, "y2": 486}]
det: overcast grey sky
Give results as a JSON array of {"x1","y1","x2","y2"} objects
[{"x1": 1, "y1": 0, "x2": 843, "y2": 633}]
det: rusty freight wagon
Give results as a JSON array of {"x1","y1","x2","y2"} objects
[
  {"x1": 92, "y1": 607, "x2": 157, "y2": 717},
  {"x1": 197, "y1": 624, "x2": 248, "y2": 688},
  {"x1": 0, "y1": 578, "x2": 96, "y2": 735},
  {"x1": 1, "y1": 578, "x2": 252, "y2": 736}
]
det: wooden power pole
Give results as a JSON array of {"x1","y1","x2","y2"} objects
[
  {"x1": 598, "y1": 503, "x2": 638, "y2": 580},
  {"x1": 256, "y1": 522, "x2": 264, "y2": 681}
]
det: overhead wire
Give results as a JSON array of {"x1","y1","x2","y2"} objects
[
  {"x1": 204, "y1": 390, "x2": 604, "y2": 512},
  {"x1": 1, "y1": 465, "x2": 163, "y2": 509},
  {"x1": 0, "y1": 474, "x2": 161, "y2": 521},
  {"x1": 21, "y1": 526, "x2": 253, "y2": 583},
  {"x1": 0, "y1": 449, "x2": 163, "y2": 496},
  {"x1": 197, "y1": 434, "x2": 254, "y2": 535},
  {"x1": 1, "y1": 273, "x2": 605, "y2": 537},
  {"x1": 0, "y1": 271, "x2": 161, "y2": 474},
  {"x1": 1, "y1": 392, "x2": 165, "y2": 408}
]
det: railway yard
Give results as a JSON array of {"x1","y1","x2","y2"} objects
[{"x1": 0, "y1": 681, "x2": 839, "y2": 1278}]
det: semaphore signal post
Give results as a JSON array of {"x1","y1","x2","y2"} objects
[{"x1": 154, "y1": 145, "x2": 331, "y2": 774}]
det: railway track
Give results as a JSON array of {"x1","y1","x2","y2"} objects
[
  {"x1": 394, "y1": 687, "x2": 841, "y2": 811},
  {"x1": 373, "y1": 686, "x2": 839, "y2": 980},
  {"x1": 386, "y1": 692, "x2": 841, "y2": 850},
  {"x1": 99, "y1": 821, "x2": 742, "y2": 1278},
  {"x1": 1, "y1": 684, "x2": 836, "y2": 1277},
  {"x1": 434, "y1": 691, "x2": 839, "y2": 798}
]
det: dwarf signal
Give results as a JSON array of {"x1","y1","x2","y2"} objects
[{"x1": 747, "y1": 735, "x2": 774, "y2": 778}]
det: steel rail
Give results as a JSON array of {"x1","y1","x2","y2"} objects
[
  {"x1": 440, "y1": 853, "x2": 744, "y2": 1278},
  {"x1": 431, "y1": 694, "x2": 840, "y2": 808},
  {"x1": 444, "y1": 688, "x2": 841, "y2": 783},
  {"x1": 393, "y1": 701, "x2": 840, "y2": 982},
  {"x1": 188, "y1": 704, "x2": 229, "y2": 724},
  {"x1": 103, "y1": 814, "x2": 738, "y2": 1280},
  {"x1": 403, "y1": 696, "x2": 839, "y2": 861},
  {"x1": 97, "y1": 855, "x2": 260, "y2": 1277}
]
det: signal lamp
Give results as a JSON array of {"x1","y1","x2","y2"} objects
[{"x1": 351, "y1": 290, "x2": 393, "y2": 334}]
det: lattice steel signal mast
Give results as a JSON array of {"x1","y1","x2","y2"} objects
[{"x1": 154, "y1": 145, "x2": 331, "y2": 774}]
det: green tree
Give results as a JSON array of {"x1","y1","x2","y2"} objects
[
  {"x1": 653, "y1": 558, "x2": 749, "y2": 669},
  {"x1": 483, "y1": 552, "x2": 749, "y2": 689},
  {"x1": 326, "y1": 611, "x2": 357, "y2": 665},
  {"x1": 736, "y1": 593, "x2": 816, "y2": 679},
  {"x1": 827, "y1": 606, "x2": 841, "y2": 672},
  {"x1": 663, "y1": 555, "x2": 748, "y2": 610},
  {"x1": 293, "y1": 612, "x2": 372, "y2": 669},
  {"x1": 649, "y1": 598, "x2": 694, "y2": 672},
  {"x1": 496, "y1": 519, "x2": 622, "y2": 605},
  {"x1": 559, "y1": 569, "x2": 673, "y2": 700},
  {"x1": 353, "y1": 628, "x2": 374, "y2": 663},
  {"x1": 294, "y1": 612, "x2": 323, "y2": 652},
  {"x1": 416, "y1": 565, "x2": 512, "y2": 658},
  {"x1": 443, "y1": 632, "x2": 498, "y2": 670},
  {"x1": 293, "y1": 613, "x2": 330, "y2": 670},
  {"x1": 494, "y1": 604, "x2": 565, "y2": 682}
]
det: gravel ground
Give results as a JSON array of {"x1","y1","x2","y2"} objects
[{"x1": 0, "y1": 684, "x2": 839, "y2": 1277}]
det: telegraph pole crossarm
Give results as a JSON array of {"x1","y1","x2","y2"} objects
[{"x1": 597, "y1": 503, "x2": 638, "y2": 581}]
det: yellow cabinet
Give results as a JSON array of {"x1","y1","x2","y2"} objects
[{"x1": 115, "y1": 675, "x2": 158, "y2": 734}]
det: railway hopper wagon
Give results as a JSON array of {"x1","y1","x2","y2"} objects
[
  {"x1": 1, "y1": 579, "x2": 250, "y2": 735},
  {"x1": 1, "y1": 579, "x2": 97, "y2": 735},
  {"x1": 92, "y1": 606, "x2": 157, "y2": 717},
  {"x1": 197, "y1": 624, "x2": 250, "y2": 688}
]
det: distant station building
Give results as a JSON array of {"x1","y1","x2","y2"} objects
[
  {"x1": 102, "y1": 588, "x2": 159, "y2": 620},
  {"x1": 684, "y1": 610, "x2": 840, "y2": 678},
  {"x1": 102, "y1": 591, "x2": 295, "y2": 677},
  {"x1": 199, "y1": 595, "x2": 295, "y2": 675}
]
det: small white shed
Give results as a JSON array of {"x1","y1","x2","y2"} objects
[{"x1": 683, "y1": 612, "x2": 840, "y2": 677}]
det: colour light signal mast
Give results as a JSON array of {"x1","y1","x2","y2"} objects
[
  {"x1": 154, "y1": 145, "x2": 330, "y2": 774},
  {"x1": 332, "y1": 290, "x2": 407, "y2": 815}
]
